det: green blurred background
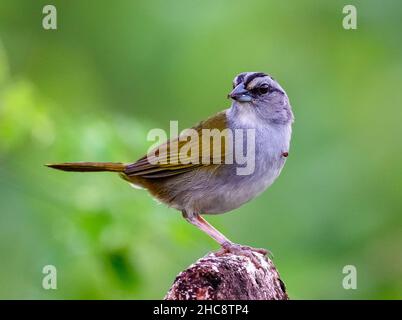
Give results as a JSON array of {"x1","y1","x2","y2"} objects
[{"x1": 0, "y1": 0, "x2": 401, "y2": 299}]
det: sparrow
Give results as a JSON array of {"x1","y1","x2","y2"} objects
[{"x1": 47, "y1": 72, "x2": 294, "y2": 264}]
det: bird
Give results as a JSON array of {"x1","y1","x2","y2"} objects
[{"x1": 47, "y1": 72, "x2": 294, "y2": 264}]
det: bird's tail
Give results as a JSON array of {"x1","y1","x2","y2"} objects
[{"x1": 46, "y1": 162, "x2": 126, "y2": 172}]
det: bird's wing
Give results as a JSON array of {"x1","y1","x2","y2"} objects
[{"x1": 125, "y1": 111, "x2": 231, "y2": 178}]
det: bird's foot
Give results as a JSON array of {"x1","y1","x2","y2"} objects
[{"x1": 216, "y1": 242, "x2": 272, "y2": 269}]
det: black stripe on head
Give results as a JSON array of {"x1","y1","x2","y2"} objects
[
  {"x1": 236, "y1": 73, "x2": 246, "y2": 84},
  {"x1": 244, "y1": 72, "x2": 268, "y2": 87},
  {"x1": 233, "y1": 73, "x2": 246, "y2": 88}
]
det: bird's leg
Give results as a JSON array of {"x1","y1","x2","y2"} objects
[
  {"x1": 182, "y1": 211, "x2": 231, "y2": 245},
  {"x1": 182, "y1": 211, "x2": 270, "y2": 268}
]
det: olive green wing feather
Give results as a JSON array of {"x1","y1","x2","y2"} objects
[{"x1": 125, "y1": 111, "x2": 231, "y2": 178}]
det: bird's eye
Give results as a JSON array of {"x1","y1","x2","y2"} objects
[
  {"x1": 251, "y1": 84, "x2": 270, "y2": 95},
  {"x1": 258, "y1": 84, "x2": 269, "y2": 94}
]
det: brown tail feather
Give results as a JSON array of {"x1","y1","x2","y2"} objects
[{"x1": 46, "y1": 162, "x2": 125, "y2": 172}]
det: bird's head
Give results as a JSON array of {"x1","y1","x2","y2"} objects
[{"x1": 228, "y1": 72, "x2": 293, "y2": 125}]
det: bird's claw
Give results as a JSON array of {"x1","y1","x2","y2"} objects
[{"x1": 216, "y1": 242, "x2": 273, "y2": 269}]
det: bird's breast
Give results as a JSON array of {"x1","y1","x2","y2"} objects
[{"x1": 197, "y1": 122, "x2": 292, "y2": 214}]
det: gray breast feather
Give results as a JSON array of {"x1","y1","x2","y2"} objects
[{"x1": 164, "y1": 121, "x2": 292, "y2": 214}]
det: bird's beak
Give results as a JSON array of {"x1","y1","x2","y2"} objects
[{"x1": 228, "y1": 84, "x2": 252, "y2": 102}]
